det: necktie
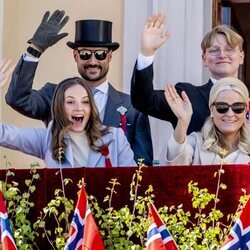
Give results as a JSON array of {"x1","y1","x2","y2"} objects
[{"x1": 91, "y1": 88, "x2": 99, "y2": 95}]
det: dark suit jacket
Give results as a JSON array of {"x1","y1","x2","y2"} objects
[
  {"x1": 131, "y1": 62, "x2": 213, "y2": 134},
  {"x1": 6, "y1": 57, "x2": 153, "y2": 166}
]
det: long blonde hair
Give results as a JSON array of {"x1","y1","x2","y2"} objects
[{"x1": 201, "y1": 77, "x2": 249, "y2": 154}]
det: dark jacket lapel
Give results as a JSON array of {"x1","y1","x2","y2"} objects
[
  {"x1": 197, "y1": 79, "x2": 213, "y2": 105},
  {"x1": 103, "y1": 84, "x2": 126, "y2": 127}
]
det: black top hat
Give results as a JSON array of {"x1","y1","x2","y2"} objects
[{"x1": 67, "y1": 19, "x2": 120, "y2": 51}]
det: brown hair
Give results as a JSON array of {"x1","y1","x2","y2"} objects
[
  {"x1": 51, "y1": 77, "x2": 109, "y2": 162},
  {"x1": 201, "y1": 25, "x2": 244, "y2": 54}
]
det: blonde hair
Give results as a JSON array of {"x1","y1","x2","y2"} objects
[
  {"x1": 201, "y1": 77, "x2": 249, "y2": 155},
  {"x1": 201, "y1": 25, "x2": 244, "y2": 54}
]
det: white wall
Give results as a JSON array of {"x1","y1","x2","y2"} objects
[{"x1": 0, "y1": 0, "x2": 2, "y2": 58}]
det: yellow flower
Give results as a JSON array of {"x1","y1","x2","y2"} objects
[{"x1": 219, "y1": 149, "x2": 228, "y2": 158}]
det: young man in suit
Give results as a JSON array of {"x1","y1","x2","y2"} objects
[
  {"x1": 6, "y1": 10, "x2": 153, "y2": 166},
  {"x1": 131, "y1": 12, "x2": 245, "y2": 134}
]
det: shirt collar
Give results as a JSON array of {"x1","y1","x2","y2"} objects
[
  {"x1": 210, "y1": 78, "x2": 217, "y2": 84},
  {"x1": 95, "y1": 81, "x2": 109, "y2": 94}
]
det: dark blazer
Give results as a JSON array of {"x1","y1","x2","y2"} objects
[
  {"x1": 6, "y1": 57, "x2": 153, "y2": 166},
  {"x1": 131, "y1": 62, "x2": 213, "y2": 134}
]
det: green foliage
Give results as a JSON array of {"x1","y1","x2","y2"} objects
[
  {"x1": 0, "y1": 160, "x2": 40, "y2": 249},
  {"x1": 33, "y1": 176, "x2": 74, "y2": 249},
  {"x1": 0, "y1": 158, "x2": 248, "y2": 249},
  {"x1": 90, "y1": 167, "x2": 154, "y2": 250},
  {"x1": 89, "y1": 166, "x2": 248, "y2": 250}
]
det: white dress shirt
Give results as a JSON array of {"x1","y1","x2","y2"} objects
[
  {"x1": 136, "y1": 53, "x2": 155, "y2": 70},
  {"x1": 93, "y1": 81, "x2": 109, "y2": 122}
]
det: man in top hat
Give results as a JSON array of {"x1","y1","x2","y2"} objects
[{"x1": 6, "y1": 9, "x2": 153, "y2": 166}]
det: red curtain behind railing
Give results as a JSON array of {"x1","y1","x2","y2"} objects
[{"x1": 1, "y1": 164, "x2": 250, "y2": 247}]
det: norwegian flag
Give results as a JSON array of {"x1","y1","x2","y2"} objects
[
  {"x1": 64, "y1": 185, "x2": 105, "y2": 250},
  {"x1": 146, "y1": 202, "x2": 179, "y2": 250},
  {"x1": 0, "y1": 191, "x2": 17, "y2": 250},
  {"x1": 221, "y1": 198, "x2": 250, "y2": 249}
]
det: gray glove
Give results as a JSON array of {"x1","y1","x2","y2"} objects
[{"x1": 28, "y1": 9, "x2": 69, "y2": 52}]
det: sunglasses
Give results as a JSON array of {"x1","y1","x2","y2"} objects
[
  {"x1": 213, "y1": 102, "x2": 246, "y2": 114},
  {"x1": 77, "y1": 49, "x2": 109, "y2": 61}
]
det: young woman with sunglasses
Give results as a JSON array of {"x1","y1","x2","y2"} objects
[{"x1": 163, "y1": 77, "x2": 249, "y2": 165}]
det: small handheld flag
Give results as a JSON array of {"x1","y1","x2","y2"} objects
[
  {"x1": 64, "y1": 185, "x2": 105, "y2": 250},
  {"x1": 0, "y1": 191, "x2": 17, "y2": 250},
  {"x1": 221, "y1": 198, "x2": 250, "y2": 249},
  {"x1": 146, "y1": 202, "x2": 179, "y2": 250}
]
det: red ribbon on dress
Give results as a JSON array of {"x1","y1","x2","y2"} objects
[
  {"x1": 99, "y1": 145, "x2": 112, "y2": 168},
  {"x1": 117, "y1": 106, "x2": 127, "y2": 135},
  {"x1": 120, "y1": 114, "x2": 126, "y2": 135}
]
